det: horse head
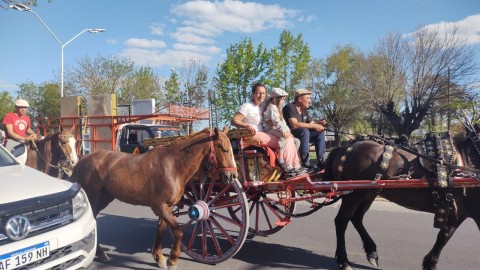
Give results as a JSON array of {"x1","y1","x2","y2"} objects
[
  {"x1": 57, "y1": 125, "x2": 79, "y2": 168},
  {"x1": 209, "y1": 126, "x2": 238, "y2": 182}
]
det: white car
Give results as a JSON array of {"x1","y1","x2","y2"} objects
[{"x1": 0, "y1": 144, "x2": 97, "y2": 270}]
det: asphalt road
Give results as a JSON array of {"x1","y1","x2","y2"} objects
[{"x1": 94, "y1": 199, "x2": 479, "y2": 270}]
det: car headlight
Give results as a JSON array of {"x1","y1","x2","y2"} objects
[{"x1": 72, "y1": 189, "x2": 89, "y2": 220}]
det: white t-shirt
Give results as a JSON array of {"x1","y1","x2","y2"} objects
[{"x1": 237, "y1": 101, "x2": 263, "y2": 131}]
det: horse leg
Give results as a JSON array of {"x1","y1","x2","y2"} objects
[
  {"x1": 421, "y1": 216, "x2": 466, "y2": 270},
  {"x1": 335, "y1": 192, "x2": 369, "y2": 270},
  {"x1": 350, "y1": 193, "x2": 378, "y2": 267},
  {"x1": 152, "y1": 204, "x2": 181, "y2": 270},
  {"x1": 88, "y1": 188, "x2": 115, "y2": 263},
  {"x1": 152, "y1": 217, "x2": 168, "y2": 269}
]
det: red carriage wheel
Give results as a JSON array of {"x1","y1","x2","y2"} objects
[
  {"x1": 228, "y1": 190, "x2": 296, "y2": 236},
  {"x1": 174, "y1": 177, "x2": 249, "y2": 264}
]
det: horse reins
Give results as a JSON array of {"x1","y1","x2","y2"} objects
[{"x1": 29, "y1": 135, "x2": 73, "y2": 175}]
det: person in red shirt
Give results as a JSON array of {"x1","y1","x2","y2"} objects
[{"x1": 2, "y1": 99, "x2": 37, "y2": 151}]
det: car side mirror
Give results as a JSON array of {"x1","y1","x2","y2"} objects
[{"x1": 11, "y1": 144, "x2": 26, "y2": 157}]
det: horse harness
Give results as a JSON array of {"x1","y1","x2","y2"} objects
[
  {"x1": 206, "y1": 131, "x2": 237, "y2": 178},
  {"x1": 337, "y1": 132, "x2": 480, "y2": 229}
]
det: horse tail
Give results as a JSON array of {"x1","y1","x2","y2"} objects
[{"x1": 323, "y1": 146, "x2": 344, "y2": 181}]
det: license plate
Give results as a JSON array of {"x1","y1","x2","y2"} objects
[{"x1": 0, "y1": 241, "x2": 50, "y2": 270}]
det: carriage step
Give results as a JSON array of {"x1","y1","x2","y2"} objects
[{"x1": 275, "y1": 218, "x2": 291, "y2": 227}]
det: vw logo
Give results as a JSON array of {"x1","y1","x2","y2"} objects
[{"x1": 5, "y1": 215, "x2": 31, "y2": 241}]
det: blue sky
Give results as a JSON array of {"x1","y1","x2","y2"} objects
[{"x1": 1, "y1": 0, "x2": 479, "y2": 95}]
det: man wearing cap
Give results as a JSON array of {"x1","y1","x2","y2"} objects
[
  {"x1": 2, "y1": 99, "x2": 37, "y2": 151},
  {"x1": 282, "y1": 89, "x2": 327, "y2": 171}
]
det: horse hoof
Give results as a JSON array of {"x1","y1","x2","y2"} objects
[
  {"x1": 367, "y1": 257, "x2": 379, "y2": 267},
  {"x1": 157, "y1": 259, "x2": 167, "y2": 269},
  {"x1": 95, "y1": 251, "x2": 109, "y2": 263},
  {"x1": 339, "y1": 263, "x2": 354, "y2": 270}
]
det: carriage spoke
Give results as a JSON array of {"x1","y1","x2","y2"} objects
[
  {"x1": 210, "y1": 200, "x2": 243, "y2": 210},
  {"x1": 180, "y1": 219, "x2": 194, "y2": 230},
  {"x1": 205, "y1": 175, "x2": 216, "y2": 201},
  {"x1": 209, "y1": 216, "x2": 235, "y2": 245},
  {"x1": 205, "y1": 219, "x2": 223, "y2": 256},
  {"x1": 260, "y1": 201, "x2": 274, "y2": 230},
  {"x1": 263, "y1": 197, "x2": 285, "y2": 220},
  {"x1": 211, "y1": 211, "x2": 243, "y2": 227},
  {"x1": 201, "y1": 221, "x2": 208, "y2": 257},
  {"x1": 188, "y1": 182, "x2": 200, "y2": 202},
  {"x1": 186, "y1": 221, "x2": 199, "y2": 251},
  {"x1": 248, "y1": 200, "x2": 256, "y2": 215},
  {"x1": 207, "y1": 183, "x2": 234, "y2": 206}
]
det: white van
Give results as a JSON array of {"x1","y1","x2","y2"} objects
[{"x1": 0, "y1": 144, "x2": 97, "y2": 270}]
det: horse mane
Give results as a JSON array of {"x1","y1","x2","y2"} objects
[{"x1": 161, "y1": 128, "x2": 212, "y2": 147}]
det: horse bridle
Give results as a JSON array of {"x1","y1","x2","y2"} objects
[
  {"x1": 208, "y1": 131, "x2": 237, "y2": 173},
  {"x1": 30, "y1": 134, "x2": 74, "y2": 176}
]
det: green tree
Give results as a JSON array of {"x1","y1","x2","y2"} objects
[
  {"x1": 122, "y1": 66, "x2": 161, "y2": 103},
  {"x1": 214, "y1": 37, "x2": 270, "y2": 124},
  {"x1": 66, "y1": 55, "x2": 161, "y2": 105},
  {"x1": 0, "y1": 91, "x2": 14, "y2": 127},
  {"x1": 163, "y1": 71, "x2": 181, "y2": 106},
  {"x1": 269, "y1": 30, "x2": 310, "y2": 99},
  {"x1": 37, "y1": 83, "x2": 61, "y2": 118},
  {"x1": 358, "y1": 26, "x2": 478, "y2": 137},
  {"x1": 318, "y1": 45, "x2": 366, "y2": 145}
]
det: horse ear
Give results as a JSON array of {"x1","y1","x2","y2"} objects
[
  {"x1": 59, "y1": 126, "x2": 64, "y2": 132},
  {"x1": 69, "y1": 125, "x2": 75, "y2": 133},
  {"x1": 222, "y1": 126, "x2": 230, "y2": 134},
  {"x1": 214, "y1": 127, "x2": 220, "y2": 138}
]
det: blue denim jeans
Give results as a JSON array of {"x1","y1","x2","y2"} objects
[{"x1": 290, "y1": 128, "x2": 326, "y2": 165}]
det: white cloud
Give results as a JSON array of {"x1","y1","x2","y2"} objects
[
  {"x1": 0, "y1": 80, "x2": 18, "y2": 90},
  {"x1": 107, "y1": 38, "x2": 117, "y2": 45},
  {"x1": 121, "y1": 1, "x2": 303, "y2": 69},
  {"x1": 120, "y1": 48, "x2": 211, "y2": 68},
  {"x1": 171, "y1": 0, "x2": 298, "y2": 38},
  {"x1": 170, "y1": 31, "x2": 215, "y2": 44},
  {"x1": 173, "y1": 43, "x2": 221, "y2": 54},
  {"x1": 409, "y1": 14, "x2": 480, "y2": 45},
  {"x1": 150, "y1": 23, "x2": 165, "y2": 36},
  {"x1": 124, "y1": 38, "x2": 167, "y2": 49},
  {"x1": 299, "y1": 15, "x2": 317, "y2": 23}
]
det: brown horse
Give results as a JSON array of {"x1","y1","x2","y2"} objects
[
  {"x1": 70, "y1": 127, "x2": 237, "y2": 270},
  {"x1": 25, "y1": 126, "x2": 78, "y2": 178},
  {"x1": 323, "y1": 130, "x2": 480, "y2": 270}
]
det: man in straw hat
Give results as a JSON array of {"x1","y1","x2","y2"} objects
[
  {"x1": 282, "y1": 89, "x2": 327, "y2": 171},
  {"x1": 2, "y1": 99, "x2": 37, "y2": 151}
]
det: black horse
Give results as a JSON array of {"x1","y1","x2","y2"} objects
[{"x1": 323, "y1": 128, "x2": 480, "y2": 270}]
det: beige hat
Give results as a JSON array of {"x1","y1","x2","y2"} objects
[
  {"x1": 269, "y1": 87, "x2": 288, "y2": 98},
  {"x1": 294, "y1": 89, "x2": 312, "y2": 97},
  {"x1": 15, "y1": 99, "x2": 30, "y2": 107}
]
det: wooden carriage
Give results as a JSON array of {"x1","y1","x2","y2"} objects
[{"x1": 142, "y1": 128, "x2": 480, "y2": 265}]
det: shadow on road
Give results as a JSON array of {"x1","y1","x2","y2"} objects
[{"x1": 95, "y1": 213, "x2": 376, "y2": 270}]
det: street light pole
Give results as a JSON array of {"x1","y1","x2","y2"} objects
[{"x1": 10, "y1": 3, "x2": 105, "y2": 97}]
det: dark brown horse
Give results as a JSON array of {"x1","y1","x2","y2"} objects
[
  {"x1": 70, "y1": 127, "x2": 237, "y2": 270},
  {"x1": 25, "y1": 126, "x2": 78, "y2": 178},
  {"x1": 323, "y1": 129, "x2": 480, "y2": 270}
]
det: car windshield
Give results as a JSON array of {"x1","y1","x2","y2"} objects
[
  {"x1": 0, "y1": 146, "x2": 18, "y2": 167},
  {"x1": 148, "y1": 127, "x2": 185, "y2": 138}
]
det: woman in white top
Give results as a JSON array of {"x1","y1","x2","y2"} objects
[{"x1": 230, "y1": 83, "x2": 279, "y2": 149}]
